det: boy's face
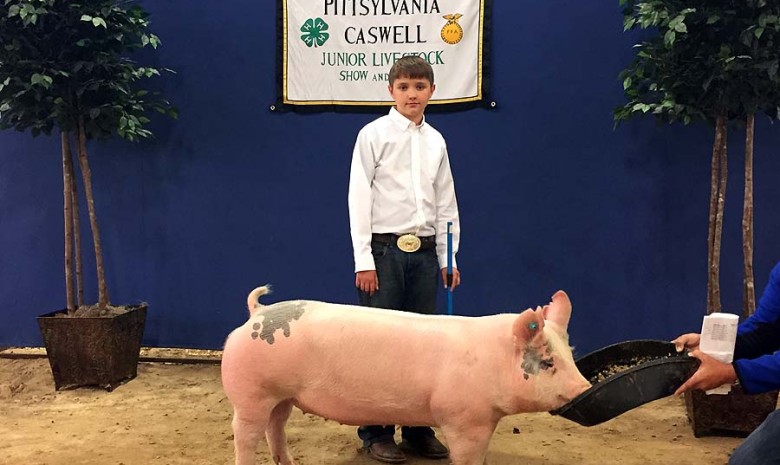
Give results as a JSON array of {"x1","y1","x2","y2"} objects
[{"x1": 388, "y1": 76, "x2": 435, "y2": 125}]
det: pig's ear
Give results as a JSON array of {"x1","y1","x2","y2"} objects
[
  {"x1": 512, "y1": 308, "x2": 545, "y2": 346},
  {"x1": 543, "y1": 290, "x2": 572, "y2": 329}
]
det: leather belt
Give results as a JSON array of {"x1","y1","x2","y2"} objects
[{"x1": 372, "y1": 233, "x2": 436, "y2": 251}]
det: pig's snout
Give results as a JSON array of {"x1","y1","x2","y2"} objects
[
  {"x1": 566, "y1": 378, "x2": 593, "y2": 402},
  {"x1": 557, "y1": 379, "x2": 591, "y2": 405}
]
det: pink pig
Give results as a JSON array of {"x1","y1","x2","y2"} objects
[{"x1": 221, "y1": 287, "x2": 591, "y2": 465}]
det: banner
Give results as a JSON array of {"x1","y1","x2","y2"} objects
[{"x1": 276, "y1": 0, "x2": 491, "y2": 110}]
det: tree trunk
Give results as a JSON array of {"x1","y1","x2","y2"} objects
[
  {"x1": 712, "y1": 117, "x2": 728, "y2": 314},
  {"x1": 76, "y1": 117, "x2": 110, "y2": 309},
  {"x1": 707, "y1": 114, "x2": 727, "y2": 314},
  {"x1": 61, "y1": 131, "x2": 75, "y2": 314},
  {"x1": 742, "y1": 114, "x2": 756, "y2": 317},
  {"x1": 70, "y1": 148, "x2": 84, "y2": 308}
]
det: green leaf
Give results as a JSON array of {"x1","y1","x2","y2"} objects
[
  {"x1": 623, "y1": 77, "x2": 633, "y2": 90},
  {"x1": 80, "y1": 14, "x2": 93, "y2": 21},
  {"x1": 754, "y1": 27, "x2": 765, "y2": 39},
  {"x1": 30, "y1": 73, "x2": 53, "y2": 89},
  {"x1": 707, "y1": 15, "x2": 720, "y2": 24},
  {"x1": 92, "y1": 17, "x2": 107, "y2": 28},
  {"x1": 663, "y1": 30, "x2": 674, "y2": 46}
]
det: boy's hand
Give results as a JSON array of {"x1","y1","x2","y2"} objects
[
  {"x1": 355, "y1": 270, "x2": 379, "y2": 295},
  {"x1": 672, "y1": 333, "x2": 701, "y2": 353},
  {"x1": 441, "y1": 267, "x2": 460, "y2": 291},
  {"x1": 674, "y1": 350, "x2": 737, "y2": 395}
]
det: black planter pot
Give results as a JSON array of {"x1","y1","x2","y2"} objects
[
  {"x1": 685, "y1": 386, "x2": 779, "y2": 437},
  {"x1": 36, "y1": 304, "x2": 147, "y2": 391}
]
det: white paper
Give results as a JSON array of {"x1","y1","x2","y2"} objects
[{"x1": 699, "y1": 313, "x2": 739, "y2": 395}]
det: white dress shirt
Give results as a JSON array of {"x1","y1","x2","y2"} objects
[{"x1": 348, "y1": 107, "x2": 460, "y2": 272}]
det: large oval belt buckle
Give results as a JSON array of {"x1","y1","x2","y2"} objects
[{"x1": 396, "y1": 234, "x2": 421, "y2": 253}]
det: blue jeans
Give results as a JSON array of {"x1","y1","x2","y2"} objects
[
  {"x1": 729, "y1": 409, "x2": 780, "y2": 465},
  {"x1": 357, "y1": 240, "x2": 439, "y2": 313},
  {"x1": 357, "y1": 239, "x2": 440, "y2": 445}
]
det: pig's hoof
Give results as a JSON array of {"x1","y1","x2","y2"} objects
[
  {"x1": 366, "y1": 439, "x2": 407, "y2": 463},
  {"x1": 399, "y1": 435, "x2": 449, "y2": 460}
]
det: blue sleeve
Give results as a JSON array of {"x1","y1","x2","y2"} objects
[
  {"x1": 734, "y1": 355, "x2": 780, "y2": 394},
  {"x1": 733, "y1": 261, "x2": 780, "y2": 394}
]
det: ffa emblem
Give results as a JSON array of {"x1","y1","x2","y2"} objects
[{"x1": 441, "y1": 13, "x2": 464, "y2": 45}]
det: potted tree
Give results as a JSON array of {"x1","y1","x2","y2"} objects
[
  {"x1": 615, "y1": 0, "x2": 780, "y2": 436},
  {"x1": 0, "y1": 0, "x2": 176, "y2": 390}
]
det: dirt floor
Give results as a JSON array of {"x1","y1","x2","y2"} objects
[{"x1": 0, "y1": 352, "x2": 753, "y2": 465}]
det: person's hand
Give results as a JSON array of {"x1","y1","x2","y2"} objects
[
  {"x1": 674, "y1": 350, "x2": 737, "y2": 395},
  {"x1": 355, "y1": 270, "x2": 379, "y2": 295},
  {"x1": 672, "y1": 333, "x2": 701, "y2": 353},
  {"x1": 441, "y1": 267, "x2": 461, "y2": 291}
]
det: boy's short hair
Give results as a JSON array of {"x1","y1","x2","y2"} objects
[{"x1": 388, "y1": 56, "x2": 434, "y2": 86}]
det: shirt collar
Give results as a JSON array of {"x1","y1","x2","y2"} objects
[{"x1": 389, "y1": 106, "x2": 425, "y2": 130}]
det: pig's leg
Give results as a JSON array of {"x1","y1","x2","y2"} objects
[
  {"x1": 265, "y1": 400, "x2": 296, "y2": 465},
  {"x1": 232, "y1": 402, "x2": 274, "y2": 465},
  {"x1": 440, "y1": 422, "x2": 496, "y2": 465}
]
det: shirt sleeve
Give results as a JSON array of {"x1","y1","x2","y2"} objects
[
  {"x1": 348, "y1": 127, "x2": 376, "y2": 272},
  {"x1": 433, "y1": 143, "x2": 460, "y2": 270},
  {"x1": 734, "y1": 354, "x2": 780, "y2": 394},
  {"x1": 733, "y1": 261, "x2": 780, "y2": 394}
]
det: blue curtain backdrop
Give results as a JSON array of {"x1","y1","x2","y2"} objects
[{"x1": 1, "y1": 0, "x2": 779, "y2": 356}]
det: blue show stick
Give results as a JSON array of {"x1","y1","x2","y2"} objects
[{"x1": 447, "y1": 221, "x2": 453, "y2": 315}]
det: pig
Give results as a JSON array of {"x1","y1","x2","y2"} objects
[{"x1": 221, "y1": 286, "x2": 591, "y2": 465}]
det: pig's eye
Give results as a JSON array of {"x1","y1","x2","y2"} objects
[{"x1": 539, "y1": 358, "x2": 555, "y2": 371}]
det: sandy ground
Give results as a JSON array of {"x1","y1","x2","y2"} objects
[{"x1": 0, "y1": 354, "x2": 751, "y2": 465}]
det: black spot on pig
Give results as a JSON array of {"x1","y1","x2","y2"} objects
[
  {"x1": 251, "y1": 302, "x2": 306, "y2": 344},
  {"x1": 521, "y1": 342, "x2": 555, "y2": 379}
]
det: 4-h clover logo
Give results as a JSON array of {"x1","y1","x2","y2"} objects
[{"x1": 300, "y1": 18, "x2": 329, "y2": 48}]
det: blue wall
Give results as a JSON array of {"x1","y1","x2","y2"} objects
[{"x1": 2, "y1": 1, "x2": 779, "y2": 356}]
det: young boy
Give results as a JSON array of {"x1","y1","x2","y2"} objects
[{"x1": 347, "y1": 55, "x2": 462, "y2": 463}]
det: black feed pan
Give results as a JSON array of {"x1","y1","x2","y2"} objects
[{"x1": 551, "y1": 339, "x2": 700, "y2": 426}]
